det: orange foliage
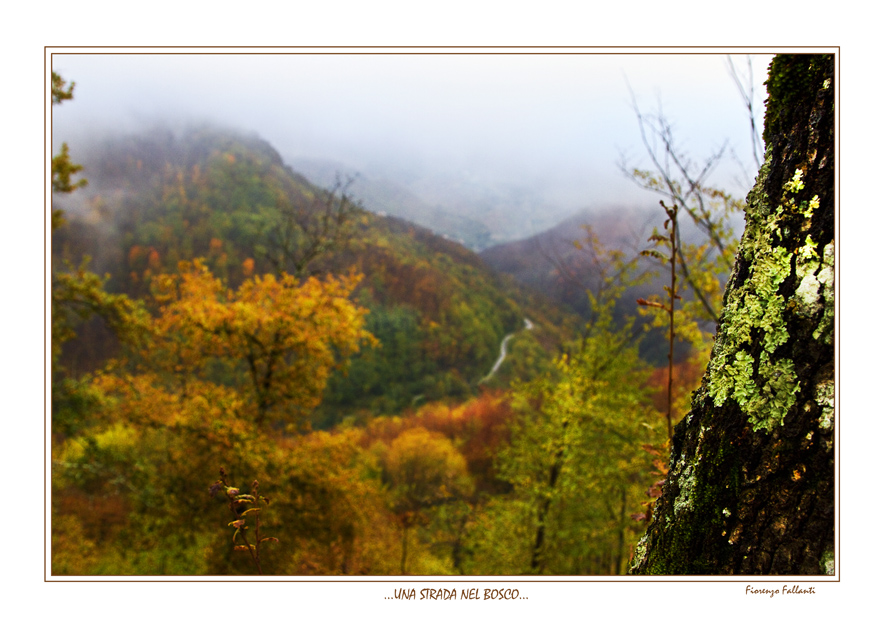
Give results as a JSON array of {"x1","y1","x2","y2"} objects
[
  {"x1": 147, "y1": 248, "x2": 161, "y2": 270},
  {"x1": 646, "y1": 354, "x2": 706, "y2": 416},
  {"x1": 361, "y1": 392, "x2": 513, "y2": 493},
  {"x1": 266, "y1": 429, "x2": 401, "y2": 575},
  {"x1": 357, "y1": 249, "x2": 451, "y2": 320},
  {"x1": 128, "y1": 245, "x2": 144, "y2": 267},
  {"x1": 55, "y1": 489, "x2": 129, "y2": 543}
]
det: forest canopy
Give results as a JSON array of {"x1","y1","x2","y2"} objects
[{"x1": 50, "y1": 54, "x2": 835, "y2": 577}]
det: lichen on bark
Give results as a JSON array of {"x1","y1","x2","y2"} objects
[
  {"x1": 706, "y1": 158, "x2": 825, "y2": 432},
  {"x1": 630, "y1": 54, "x2": 835, "y2": 576}
]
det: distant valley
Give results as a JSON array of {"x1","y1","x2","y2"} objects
[
  {"x1": 286, "y1": 155, "x2": 579, "y2": 250},
  {"x1": 50, "y1": 122, "x2": 710, "y2": 578},
  {"x1": 52, "y1": 125, "x2": 577, "y2": 422},
  {"x1": 55, "y1": 124, "x2": 691, "y2": 371}
]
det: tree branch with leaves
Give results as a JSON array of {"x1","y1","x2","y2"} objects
[{"x1": 210, "y1": 468, "x2": 278, "y2": 575}]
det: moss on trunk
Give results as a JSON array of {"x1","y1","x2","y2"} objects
[{"x1": 630, "y1": 54, "x2": 835, "y2": 575}]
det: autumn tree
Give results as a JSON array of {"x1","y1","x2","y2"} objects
[
  {"x1": 630, "y1": 54, "x2": 835, "y2": 575},
  {"x1": 144, "y1": 260, "x2": 375, "y2": 428},
  {"x1": 381, "y1": 427, "x2": 474, "y2": 574},
  {"x1": 53, "y1": 259, "x2": 378, "y2": 575}
]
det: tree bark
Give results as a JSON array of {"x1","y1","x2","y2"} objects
[{"x1": 630, "y1": 54, "x2": 835, "y2": 575}]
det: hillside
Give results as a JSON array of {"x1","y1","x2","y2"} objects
[
  {"x1": 480, "y1": 205, "x2": 689, "y2": 364},
  {"x1": 52, "y1": 125, "x2": 574, "y2": 424},
  {"x1": 480, "y1": 205, "x2": 658, "y2": 292},
  {"x1": 48, "y1": 95, "x2": 689, "y2": 580},
  {"x1": 49, "y1": 54, "x2": 834, "y2": 582}
]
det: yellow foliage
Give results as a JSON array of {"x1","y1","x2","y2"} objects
[
  {"x1": 145, "y1": 260, "x2": 376, "y2": 426},
  {"x1": 51, "y1": 514, "x2": 101, "y2": 575},
  {"x1": 383, "y1": 427, "x2": 474, "y2": 509}
]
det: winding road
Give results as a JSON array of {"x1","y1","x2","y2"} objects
[{"x1": 479, "y1": 318, "x2": 534, "y2": 383}]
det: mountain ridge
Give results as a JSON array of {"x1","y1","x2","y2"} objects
[{"x1": 52, "y1": 124, "x2": 576, "y2": 422}]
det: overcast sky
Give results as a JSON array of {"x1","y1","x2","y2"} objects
[
  {"x1": 20, "y1": 8, "x2": 879, "y2": 619},
  {"x1": 51, "y1": 51, "x2": 772, "y2": 219}
]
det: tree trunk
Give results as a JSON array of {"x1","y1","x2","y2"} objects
[
  {"x1": 400, "y1": 523, "x2": 409, "y2": 574},
  {"x1": 630, "y1": 54, "x2": 835, "y2": 575}
]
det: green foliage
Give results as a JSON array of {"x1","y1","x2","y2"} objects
[
  {"x1": 481, "y1": 301, "x2": 661, "y2": 574},
  {"x1": 52, "y1": 72, "x2": 76, "y2": 104},
  {"x1": 317, "y1": 304, "x2": 436, "y2": 422},
  {"x1": 482, "y1": 326, "x2": 554, "y2": 388},
  {"x1": 50, "y1": 120, "x2": 679, "y2": 577},
  {"x1": 51, "y1": 259, "x2": 149, "y2": 373},
  {"x1": 51, "y1": 128, "x2": 559, "y2": 419},
  {"x1": 459, "y1": 496, "x2": 534, "y2": 574},
  {"x1": 51, "y1": 143, "x2": 87, "y2": 196},
  {"x1": 51, "y1": 72, "x2": 150, "y2": 443},
  {"x1": 51, "y1": 72, "x2": 86, "y2": 230}
]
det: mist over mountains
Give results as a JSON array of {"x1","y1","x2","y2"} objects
[
  {"x1": 286, "y1": 155, "x2": 591, "y2": 250},
  {"x1": 51, "y1": 125, "x2": 580, "y2": 415},
  {"x1": 52, "y1": 53, "x2": 770, "y2": 256},
  {"x1": 59, "y1": 120, "x2": 658, "y2": 255},
  {"x1": 54, "y1": 120, "x2": 733, "y2": 370}
]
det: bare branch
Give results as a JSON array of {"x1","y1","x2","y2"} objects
[
  {"x1": 620, "y1": 83, "x2": 743, "y2": 344},
  {"x1": 265, "y1": 174, "x2": 364, "y2": 278},
  {"x1": 726, "y1": 55, "x2": 763, "y2": 170}
]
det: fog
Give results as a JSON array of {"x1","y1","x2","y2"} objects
[{"x1": 51, "y1": 52, "x2": 772, "y2": 246}]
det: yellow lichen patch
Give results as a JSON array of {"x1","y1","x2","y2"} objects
[{"x1": 706, "y1": 156, "x2": 831, "y2": 433}]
